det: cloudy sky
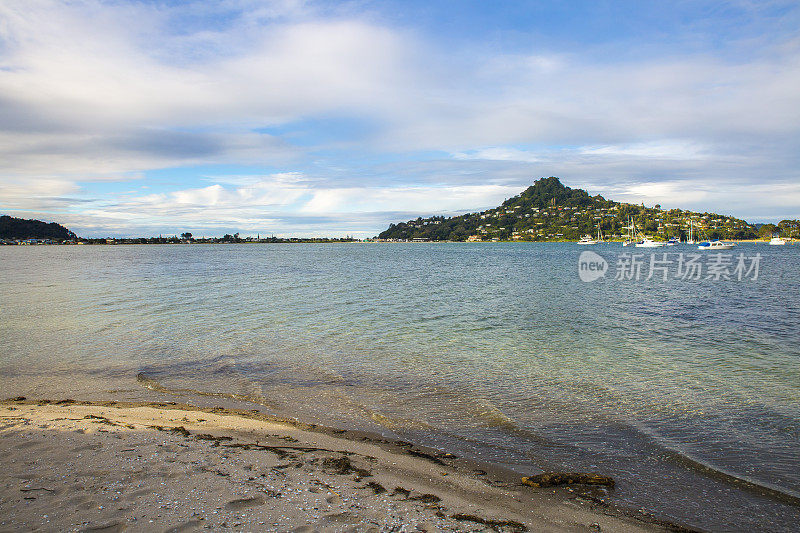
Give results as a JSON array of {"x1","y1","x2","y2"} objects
[{"x1": 1, "y1": 0, "x2": 799, "y2": 237}]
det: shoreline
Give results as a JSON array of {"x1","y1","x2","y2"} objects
[
  {"x1": 0, "y1": 397, "x2": 692, "y2": 532},
  {"x1": 4, "y1": 239, "x2": 795, "y2": 246}
]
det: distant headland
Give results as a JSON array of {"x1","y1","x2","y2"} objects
[{"x1": 377, "y1": 177, "x2": 798, "y2": 242}]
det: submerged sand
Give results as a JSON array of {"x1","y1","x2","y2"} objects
[{"x1": 0, "y1": 398, "x2": 683, "y2": 532}]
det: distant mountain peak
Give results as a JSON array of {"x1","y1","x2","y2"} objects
[{"x1": 377, "y1": 177, "x2": 757, "y2": 242}]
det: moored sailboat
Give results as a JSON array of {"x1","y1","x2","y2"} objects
[
  {"x1": 622, "y1": 216, "x2": 637, "y2": 246},
  {"x1": 685, "y1": 219, "x2": 696, "y2": 244}
]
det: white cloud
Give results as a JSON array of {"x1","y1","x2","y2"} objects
[
  {"x1": 5, "y1": 0, "x2": 796, "y2": 160},
  {"x1": 0, "y1": 1, "x2": 413, "y2": 177},
  {"x1": 0, "y1": 177, "x2": 80, "y2": 210},
  {"x1": 300, "y1": 184, "x2": 521, "y2": 214},
  {"x1": 580, "y1": 141, "x2": 709, "y2": 160},
  {"x1": 590, "y1": 179, "x2": 800, "y2": 220},
  {"x1": 452, "y1": 147, "x2": 541, "y2": 163},
  {"x1": 61, "y1": 174, "x2": 521, "y2": 236}
]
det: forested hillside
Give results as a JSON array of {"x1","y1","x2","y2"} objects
[
  {"x1": 0, "y1": 215, "x2": 77, "y2": 241},
  {"x1": 378, "y1": 177, "x2": 761, "y2": 242}
]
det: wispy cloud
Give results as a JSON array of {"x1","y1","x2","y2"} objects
[
  {"x1": 452, "y1": 147, "x2": 542, "y2": 163},
  {"x1": 579, "y1": 141, "x2": 710, "y2": 160}
]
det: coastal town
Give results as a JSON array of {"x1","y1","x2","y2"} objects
[{"x1": 377, "y1": 178, "x2": 799, "y2": 243}]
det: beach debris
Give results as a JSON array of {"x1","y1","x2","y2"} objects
[
  {"x1": 83, "y1": 415, "x2": 120, "y2": 427},
  {"x1": 410, "y1": 493, "x2": 441, "y2": 504},
  {"x1": 402, "y1": 448, "x2": 455, "y2": 466},
  {"x1": 20, "y1": 487, "x2": 55, "y2": 493},
  {"x1": 574, "y1": 493, "x2": 609, "y2": 507},
  {"x1": 521, "y1": 472, "x2": 615, "y2": 488},
  {"x1": 261, "y1": 488, "x2": 282, "y2": 498},
  {"x1": 321, "y1": 456, "x2": 371, "y2": 478},
  {"x1": 193, "y1": 433, "x2": 232, "y2": 441},
  {"x1": 365, "y1": 481, "x2": 386, "y2": 494},
  {"x1": 392, "y1": 487, "x2": 411, "y2": 499},
  {"x1": 167, "y1": 425, "x2": 191, "y2": 437},
  {"x1": 450, "y1": 513, "x2": 527, "y2": 532}
]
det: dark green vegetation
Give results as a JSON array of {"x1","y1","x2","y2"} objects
[
  {"x1": 758, "y1": 221, "x2": 800, "y2": 240},
  {"x1": 0, "y1": 218, "x2": 358, "y2": 244},
  {"x1": 81, "y1": 234, "x2": 358, "y2": 245},
  {"x1": 0, "y1": 215, "x2": 76, "y2": 241},
  {"x1": 378, "y1": 177, "x2": 792, "y2": 242}
]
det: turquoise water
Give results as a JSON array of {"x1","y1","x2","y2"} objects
[{"x1": 1, "y1": 243, "x2": 799, "y2": 531}]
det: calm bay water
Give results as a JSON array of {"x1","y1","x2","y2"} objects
[{"x1": 2, "y1": 243, "x2": 799, "y2": 531}]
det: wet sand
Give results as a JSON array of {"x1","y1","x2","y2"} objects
[{"x1": 0, "y1": 398, "x2": 688, "y2": 532}]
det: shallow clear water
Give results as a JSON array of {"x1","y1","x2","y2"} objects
[{"x1": 2, "y1": 243, "x2": 799, "y2": 531}]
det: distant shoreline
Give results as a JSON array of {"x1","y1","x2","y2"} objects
[{"x1": 2, "y1": 238, "x2": 795, "y2": 245}]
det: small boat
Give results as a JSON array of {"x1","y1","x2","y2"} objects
[
  {"x1": 578, "y1": 226, "x2": 604, "y2": 245},
  {"x1": 698, "y1": 240, "x2": 736, "y2": 250},
  {"x1": 768, "y1": 236, "x2": 786, "y2": 246},
  {"x1": 665, "y1": 237, "x2": 680, "y2": 246},
  {"x1": 635, "y1": 237, "x2": 665, "y2": 248}
]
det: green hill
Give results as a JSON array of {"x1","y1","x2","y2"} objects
[
  {"x1": 0, "y1": 215, "x2": 77, "y2": 241},
  {"x1": 377, "y1": 177, "x2": 760, "y2": 242}
]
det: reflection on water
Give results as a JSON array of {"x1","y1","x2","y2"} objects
[{"x1": 1, "y1": 242, "x2": 799, "y2": 531}]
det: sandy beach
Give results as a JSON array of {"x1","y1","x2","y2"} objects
[{"x1": 0, "y1": 398, "x2": 685, "y2": 532}]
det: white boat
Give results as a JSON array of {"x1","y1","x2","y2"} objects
[
  {"x1": 578, "y1": 226, "x2": 604, "y2": 245},
  {"x1": 635, "y1": 237, "x2": 665, "y2": 248},
  {"x1": 698, "y1": 240, "x2": 736, "y2": 250},
  {"x1": 768, "y1": 236, "x2": 786, "y2": 245},
  {"x1": 666, "y1": 237, "x2": 679, "y2": 246}
]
